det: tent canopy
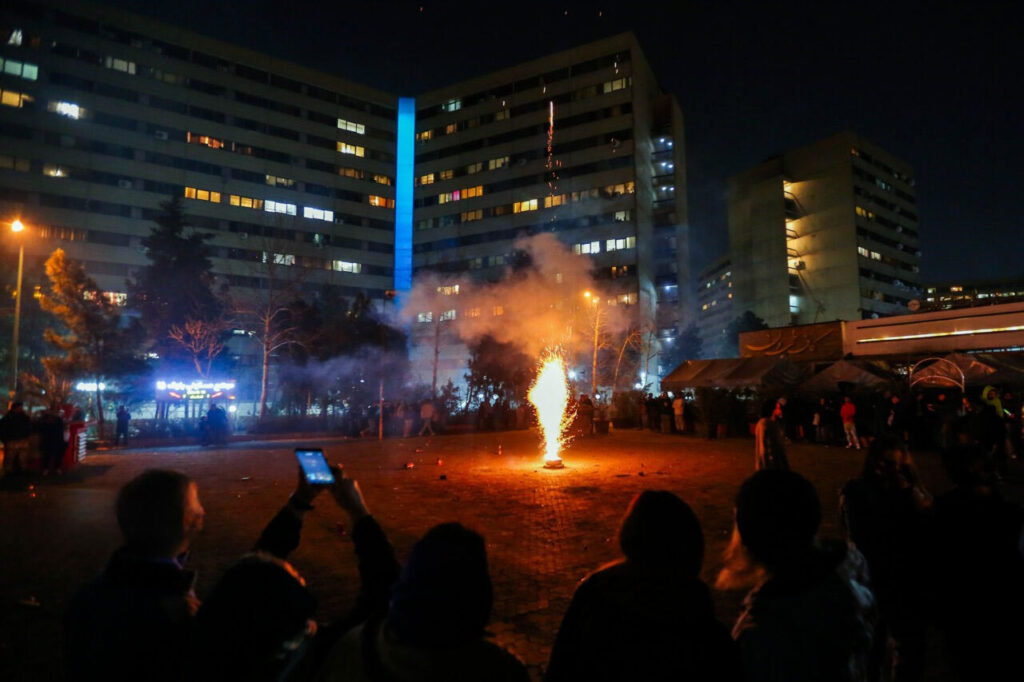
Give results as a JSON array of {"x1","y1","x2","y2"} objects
[
  {"x1": 799, "y1": 359, "x2": 895, "y2": 393},
  {"x1": 662, "y1": 358, "x2": 806, "y2": 391}
]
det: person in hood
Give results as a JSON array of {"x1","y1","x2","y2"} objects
[
  {"x1": 545, "y1": 490, "x2": 740, "y2": 682},
  {"x1": 727, "y1": 470, "x2": 883, "y2": 682},
  {"x1": 318, "y1": 522, "x2": 527, "y2": 682}
]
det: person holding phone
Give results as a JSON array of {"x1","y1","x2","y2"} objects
[{"x1": 191, "y1": 454, "x2": 400, "y2": 682}]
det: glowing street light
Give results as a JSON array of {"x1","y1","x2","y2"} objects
[{"x1": 8, "y1": 219, "x2": 26, "y2": 401}]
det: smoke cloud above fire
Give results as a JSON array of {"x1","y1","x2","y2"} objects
[{"x1": 400, "y1": 233, "x2": 632, "y2": 359}]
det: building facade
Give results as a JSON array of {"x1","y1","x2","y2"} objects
[
  {"x1": 407, "y1": 33, "x2": 689, "y2": 390},
  {"x1": 1, "y1": 0, "x2": 398, "y2": 304},
  {"x1": 923, "y1": 278, "x2": 1024, "y2": 311},
  {"x1": 2, "y1": 4, "x2": 690, "y2": 397},
  {"x1": 727, "y1": 131, "x2": 921, "y2": 329},
  {"x1": 695, "y1": 255, "x2": 733, "y2": 358}
]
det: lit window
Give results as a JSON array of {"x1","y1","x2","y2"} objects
[
  {"x1": 858, "y1": 246, "x2": 869, "y2": 257},
  {"x1": 573, "y1": 241, "x2": 601, "y2": 255},
  {"x1": 439, "y1": 191, "x2": 461, "y2": 204},
  {"x1": 337, "y1": 118, "x2": 365, "y2": 135},
  {"x1": 445, "y1": 123, "x2": 458, "y2": 134},
  {"x1": 544, "y1": 194, "x2": 566, "y2": 208},
  {"x1": 488, "y1": 156, "x2": 509, "y2": 170},
  {"x1": 466, "y1": 161, "x2": 482, "y2": 174},
  {"x1": 465, "y1": 307, "x2": 480, "y2": 318},
  {"x1": 468, "y1": 258, "x2": 483, "y2": 269},
  {"x1": 462, "y1": 185, "x2": 483, "y2": 198},
  {"x1": 495, "y1": 109, "x2": 509, "y2": 121},
  {"x1": 417, "y1": 312, "x2": 433, "y2": 323},
  {"x1": 437, "y1": 285, "x2": 460, "y2": 296},
  {"x1": 0, "y1": 154, "x2": 30, "y2": 172},
  {"x1": 420, "y1": 173, "x2": 435, "y2": 185},
  {"x1": 461, "y1": 209, "x2": 482, "y2": 222},
  {"x1": 49, "y1": 100, "x2": 85, "y2": 118},
  {"x1": 42, "y1": 164, "x2": 68, "y2": 178},
  {"x1": 605, "y1": 236, "x2": 636, "y2": 251},
  {"x1": 855, "y1": 206, "x2": 876, "y2": 219},
  {"x1": 442, "y1": 98, "x2": 462, "y2": 112},
  {"x1": 103, "y1": 56, "x2": 136, "y2": 74},
  {"x1": 440, "y1": 309, "x2": 456, "y2": 321},
  {"x1": 187, "y1": 132, "x2": 225, "y2": 149},
  {"x1": 870, "y1": 251, "x2": 882, "y2": 261},
  {"x1": 337, "y1": 142, "x2": 365, "y2": 157},
  {"x1": 614, "y1": 210, "x2": 630, "y2": 222},
  {"x1": 373, "y1": 174, "x2": 392, "y2": 185},
  {"x1": 487, "y1": 255, "x2": 507, "y2": 266},
  {"x1": 416, "y1": 130, "x2": 433, "y2": 142},
  {"x1": 265, "y1": 174, "x2": 295, "y2": 188},
  {"x1": 513, "y1": 199, "x2": 538, "y2": 213},
  {"x1": 702, "y1": 304, "x2": 708, "y2": 311},
  {"x1": 602, "y1": 77, "x2": 630, "y2": 93},
  {"x1": 8, "y1": 29, "x2": 23, "y2": 46},
  {"x1": 303, "y1": 206, "x2": 334, "y2": 222},
  {"x1": 103, "y1": 292, "x2": 128, "y2": 306},
  {"x1": 332, "y1": 260, "x2": 361, "y2": 273},
  {"x1": 264, "y1": 253, "x2": 295, "y2": 266},
  {"x1": 2, "y1": 89, "x2": 33, "y2": 108},
  {"x1": 439, "y1": 169, "x2": 454, "y2": 180},
  {"x1": 264, "y1": 200, "x2": 297, "y2": 215},
  {"x1": 616, "y1": 293, "x2": 637, "y2": 305},
  {"x1": 0, "y1": 58, "x2": 39, "y2": 81},
  {"x1": 184, "y1": 186, "x2": 221, "y2": 203},
  {"x1": 492, "y1": 305, "x2": 504, "y2": 316},
  {"x1": 368, "y1": 195, "x2": 394, "y2": 208}
]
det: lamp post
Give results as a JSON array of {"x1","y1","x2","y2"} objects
[{"x1": 9, "y1": 219, "x2": 25, "y2": 401}]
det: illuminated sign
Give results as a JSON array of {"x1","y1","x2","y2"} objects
[
  {"x1": 156, "y1": 379, "x2": 237, "y2": 401},
  {"x1": 856, "y1": 324, "x2": 1024, "y2": 344},
  {"x1": 75, "y1": 381, "x2": 106, "y2": 391}
]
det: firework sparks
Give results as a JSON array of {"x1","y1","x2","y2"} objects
[{"x1": 529, "y1": 351, "x2": 572, "y2": 468}]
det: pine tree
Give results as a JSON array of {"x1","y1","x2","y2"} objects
[
  {"x1": 129, "y1": 196, "x2": 224, "y2": 366},
  {"x1": 39, "y1": 249, "x2": 144, "y2": 433}
]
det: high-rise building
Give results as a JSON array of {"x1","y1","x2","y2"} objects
[
  {"x1": 1, "y1": 0, "x2": 398, "y2": 303},
  {"x1": 1, "y1": 3, "x2": 689, "y2": 393},
  {"x1": 409, "y1": 33, "x2": 689, "y2": 388},
  {"x1": 695, "y1": 255, "x2": 734, "y2": 358},
  {"x1": 923, "y1": 278, "x2": 1024, "y2": 311},
  {"x1": 727, "y1": 131, "x2": 921, "y2": 329}
]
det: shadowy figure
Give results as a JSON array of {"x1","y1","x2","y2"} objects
[
  {"x1": 319, "y1": 523, "x2": 528, "y2": 682},
  {"x1": 724, "y1": 470, "x2": 882, "y2": 682},
  {"x1": 65, "y1": 469, "x2": 205, "y2": 682},
  {"x1": 191, "y1": 465, "x2": 398, "y2": 682},
  {"x1": 754, "y1": 401, "x2": 788, "y2": 471},
  {"x1": 841, "y1": 436, "x2": 931, "y2": 682},
  {"x1": 929, "y1": 444, "x2": 1024, "y2": 680},
  {"x1": 546, "y1": 490, "x2": 740, "y2": 682}
]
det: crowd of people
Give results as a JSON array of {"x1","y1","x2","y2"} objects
[
  {"x1": 0, "y1": 401, "x2": 86, "y2": 476},
  {"x1": 61, "y1": 429, "x2": 1023, "y2": 681}
]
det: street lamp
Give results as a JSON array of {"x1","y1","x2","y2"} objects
[{"x1": 9, "y1": 219, "x2": 25, "y2": 401}]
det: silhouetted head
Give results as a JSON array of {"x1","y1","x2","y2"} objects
[
  {"x1": 862, "y1": 435, "x2": 909, "y2": 481},
  {"x1": 735, "y1": 470, "x2": 821, "y2": 571},
  {"x1": 194, "y1": 553, "x2": 317, "y2": 680},
  {"x1": 619, "y1": 490, "x2": 704, "y2": 577},
  {"x1": 116, "y1": 469, "x2": 203, "y2": 558},
  {"x1": 389, "y1": 523, "x2": 492, "y2": 646}
]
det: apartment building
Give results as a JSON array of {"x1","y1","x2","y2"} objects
[
  {"x1": 727, "y1": 131, "x2": 921, "y2": 329},
  {"x1": 408, "y1": 33, "x2": 689, "y2": 388},
  {"x1": 695, "y1": 255, "x2": 734, "y2": 358},
  {"x1": 1, "y1": 0, "x2": 397, "y2": 303}
]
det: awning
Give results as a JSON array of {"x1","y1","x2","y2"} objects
[
  {"x1": 799, "y1": 359, "x2": 895, "y2": 393},
  {"x1": 662, "y1": 358, "x2": 807, "y2": 391}
]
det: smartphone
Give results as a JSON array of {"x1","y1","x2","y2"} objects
[{"x1": 295, "y1": 448, "x2": 335, "y2": 485}]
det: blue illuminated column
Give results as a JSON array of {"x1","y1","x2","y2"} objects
[{"x1": 394, "y1": 97, "x2": 415, "y2": 292}]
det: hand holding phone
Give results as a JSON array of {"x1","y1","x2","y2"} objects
[{"x1": 296, "y1": 448, "x2": 335, "y2": 485}]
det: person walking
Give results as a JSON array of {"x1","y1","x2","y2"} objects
[
  {"x1": 418, "y1": 400, "x2": 435, "y2": 436},
  {"x1": 115, "y1": 405, "x2": 131, "y2": 446},
  {"x1": 0, "y1": 401, "x2": 33, "y2": 475},
  {"x1": 754, "y1": 401, "x2": 788, "y2": 471},
  {"x1": 672, "y1": 394, "x2": 685, "y2": 433},
  {"x1": 841, "y1": 396, "x2": 860, "y2": 450}
]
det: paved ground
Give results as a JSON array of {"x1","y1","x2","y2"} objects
[{"x1": 0, "y1": 428, "x2": 1011, "y2": 680}]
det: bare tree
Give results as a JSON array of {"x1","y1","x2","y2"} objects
[{"x1": 167, "y1": 316, "x2": 231, "y2": 377}]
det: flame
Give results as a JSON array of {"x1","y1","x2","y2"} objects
[{"x1": 528, "y1": 352, "x2": 571, "y2": 466}]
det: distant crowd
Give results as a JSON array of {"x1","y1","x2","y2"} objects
[{"x1": 59, "y1": 428, "x2": 1022, "y2": 681}]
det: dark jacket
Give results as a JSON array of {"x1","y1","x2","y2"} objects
[
  {"x1": 733, "y1": 543, "x2": 881, "y2": 682},
  {"x1": 65, "y1": 550, "x2": 197, "y2": 682},
  {"x1": 546, "y1": 561, "x2": 740, "y2": 682},
  {"x1": 0, "y1": 408, "x2": 32, "y2": 442}
]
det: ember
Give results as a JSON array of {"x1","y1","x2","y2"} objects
[{"x1": 528, "y1": 352, "x2": 572, "y2": 468}]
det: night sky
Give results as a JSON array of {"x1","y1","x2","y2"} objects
[{"x1": 101, "y1": 0, "x2": 1022, "y2": 284}]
